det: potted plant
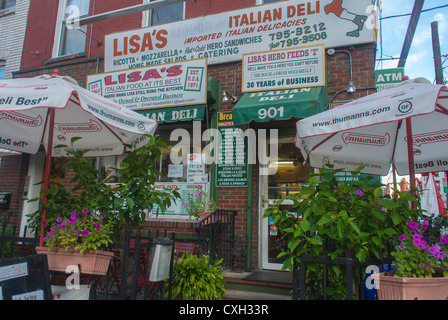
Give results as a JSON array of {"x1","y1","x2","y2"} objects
[
  {"x1": 167, "y1": 253, "x2": 225, "y2": 300},
  {"x1": 183, "y1": 190, "x2": 217, "y2": 220},
  {"x1": 264, "y1": 165, "x2": 419, "y2": 299},
  {"x1": 374, "y1": 219, "x2": 448, "y2": 300},
  {"x1": 36, "y1": 208, "x2": 115, "y2": 276}
]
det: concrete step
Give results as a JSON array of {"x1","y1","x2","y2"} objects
[{"x1": 223, "y1": 271, "x2": 293, "y2": 300}]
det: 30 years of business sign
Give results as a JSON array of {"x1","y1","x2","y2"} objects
[{"x1": 105, "y1": 0, "x2": 376, "y2": 71}]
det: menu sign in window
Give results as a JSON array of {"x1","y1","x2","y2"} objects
[{"x1": 217, "y1": 112, "x2": 247, "y2": 187}]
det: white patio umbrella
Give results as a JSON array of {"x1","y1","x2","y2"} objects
[
  {"x1": 295, "y1": 78, "x2": 448, "y2": 188},
  {"x1": 0, "y1": 72, "x2": 158, "y2": 244},
  {"x1": 419, "y1": 173, "x2": 447, "y2": 217}
]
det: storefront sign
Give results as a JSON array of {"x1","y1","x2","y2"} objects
[
  {"x1": 136, "y1": 105, "x2": 205, "y2": 123},
  {"x1": 105, "y1": 0, "x2": 376, "y2": 71},
  {"x1": 87, "y1": 58, "x2": 207, "y2": 110},
  {"x1": 217, "y1": 112, "x2": 248, "y2": 187},
  {"x1": 242, "y1": 44, "x2": 325, "y2": 92},
  {"x1": 375, "y1": 68, "x2": 404, "y2": 91}
]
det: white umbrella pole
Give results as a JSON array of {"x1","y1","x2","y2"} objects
[
  {"x1": 406, "y1": 117, "x2": 417, "y2": 209},
  {"x1": 39, "y1": 108, "x2": 55, "y2": 246}
]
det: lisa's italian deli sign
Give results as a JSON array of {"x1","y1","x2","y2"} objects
[
  {"x1": 105, "y1": 0, "x2": 376, "y2": 71},
  {"x1": 87, "y1": 58, "x2": 207, "y2": 110}
]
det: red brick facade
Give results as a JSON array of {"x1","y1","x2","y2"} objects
[{"x1": 4, "y1": 1, "x2": 377, "y2": 271}]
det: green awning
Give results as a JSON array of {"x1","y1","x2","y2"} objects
[
  {"x1": 232, "y1": 87, "x2": 327, "y2": 125},
  {"x1": 136, "y1": 105, "x2": 205, "y2": 123}
]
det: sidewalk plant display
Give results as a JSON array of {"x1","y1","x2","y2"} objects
[
  {"x1": 375, "y1": 218, "x2": 448, "y2": 300},
  {"x1": 109, "y1": 134, "x2": 181, "y2": 231},
  {"x1": 36, "y1": 208, "x2": 115, "y2": 275},
  {"x1": 167, "y1": 253, "x2": 225, "y2": 300},
  {"x1": 264, "y1": 165, "x2": 419, "y2": 299},
  {"x1": 183, "y1": 190, "x2": 217, "y2": 220},
  {"x1": 28, "y1": 135, "x2": 180, "y2": 238}
]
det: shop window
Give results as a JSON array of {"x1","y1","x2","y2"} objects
[
  {"x1": 0, "y1": 0, "x2": 15, "y2": 10},
  {"x1": 54, "y1": 0, "x2": 90, "y2": 57},
  {"x1": 0, "y1": 60, "x2": 5, "y2": 80},
  {"x1": 143, "y1": 0, "x2": 184, "y2": 26},
  {"x1": 267, "y1": 127, "x2": 312, "y2": 200},
  {"x1": 96, "y1": 122, "x2": 211, "y2": 217}
]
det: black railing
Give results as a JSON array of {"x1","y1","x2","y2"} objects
[
  {"x1": 292, "y1": 250, "x2": 393, "y2": 300},
  {"x1": 0, "y1": 225, "x2": 176, "y2": 300},
  {"x1": 196, "y1": 209, "x2": 238, "y2": 270},
  {"x1": 0, "y1": 223, "x2": 39, "y2": 260},
  {"x1": 97, "y1": 230, "x2": 176, "y2": 300}
]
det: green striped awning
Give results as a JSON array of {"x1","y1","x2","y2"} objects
[{"x1": 232, "y1": 87, "x2": 326, "y2": 125}]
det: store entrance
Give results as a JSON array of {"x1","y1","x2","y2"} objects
[{"x1": 260, "y1": 126, "x2": 312, "y2": 270}]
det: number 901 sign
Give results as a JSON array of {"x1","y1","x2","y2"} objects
[{"x1": 258, "y1": 106, "x2": 284, "y2": 120}]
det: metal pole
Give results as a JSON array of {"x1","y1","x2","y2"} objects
[
  {"x1": 398, "y1": 0, "x2": 425, "y2": 68},
  {"x1": 431, "y1": 21, "x2": 444, "y2": 85},
  {"x1": 39, "y1": 108, "x2": 55, "y2": 246}
]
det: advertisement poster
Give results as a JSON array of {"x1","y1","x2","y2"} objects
[
  {"x1": 217, "y1": 112, "x2": 248, "y2": 187},
  {"x1": 87, "y1": 58, "x2": 207, "y2": 110},
  {"x1": 149, "y1": 182, "x2": 208, "y2": 216},
  {"x1": 242, "y1": 44, "x2": 325, "y2": 92},
  {"x1": 105, "y1": 0, "x2": 376, "y2": 71}
]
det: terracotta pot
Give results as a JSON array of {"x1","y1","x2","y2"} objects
[
  {"x1": 374, "y1": 272, "x2": 448, "y2": 300},
  {"x1": 36, "y1": 246, "x2": 114, "y2": 276}
]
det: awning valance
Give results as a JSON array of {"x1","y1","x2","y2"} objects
[
  {"x1": 136, "y1": 105, "x2": 205, "y2": 124},
  {"x1": 232, "y1": 87, "x2": 327, "y2": 125}
]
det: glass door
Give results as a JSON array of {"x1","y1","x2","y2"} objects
[{"x1": 260, "y1": 127, "x2": 311, "y2": 270}]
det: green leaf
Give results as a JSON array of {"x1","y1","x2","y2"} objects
[
  {"x1": 287, "y1": 237, "x2": 301, "y2": 252},
  {"x1": 337, "y1": 221, "x2": 345, "y2": 239},
  {"x1": 317, "y1": 214, "x2": 334, "y2": 226},
  {"x1": 309, "y1": 235, "x2": 322, "y2": 245},
  {"x1": 349, "y1": 221, "x2": 361, "y2": 235},
  {"x1": 300, "y1": 218, "x2": 310, "y2": 232}
]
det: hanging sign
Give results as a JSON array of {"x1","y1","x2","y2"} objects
[
  {"x1": 104, "y1": 0, "x2": 376, "y2": 71},
  {"x1": 87, "y1": 58, "x2": 207, "y2": 110},
  {"x1": 216, "y1": 112, "x2": 248, "y2": 187},
  {"x1": 242, "y1": 44, "x2": 325, "y2": 92},
  {"x1": 375, "y1": 68, "x2": 404, "y2": 91}
]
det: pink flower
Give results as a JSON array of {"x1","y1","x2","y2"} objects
[
  {"x1": 441, "y1": 236, "x2": 448, "y2": 244},
  {"x1": 82, "y1": 208, "x2": 89, "y2": 214},
  {"x1": 408, "y1": 221, "x2": 418, "y2": 230},
  {"x1": 95, "y1": 224, "x2": 101, "y2": 230},
  {"x1": 421, "y1": 220, "x2": 429, "y2": 229},
  {"x1": 398, "y1": 235, "x2": 406, "y2": 241}
]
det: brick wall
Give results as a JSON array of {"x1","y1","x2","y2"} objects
[
  {"x1": 0, "y1": 154, "x2": 29, "y2": 229},
  {"x1": 21, "y1": 0, "x2": 142, "y2": 71},
  {"x1": 0, "y1": 0, "x2": 30, "y2": 79}
]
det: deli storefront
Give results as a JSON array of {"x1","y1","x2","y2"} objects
[{"x1": 88, "y1": 0, "x2": 376, "y2": 271}]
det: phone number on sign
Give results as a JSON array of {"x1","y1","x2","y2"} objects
[{"x1": 268, "y1": 22, "x2": 327, "y2": 49}]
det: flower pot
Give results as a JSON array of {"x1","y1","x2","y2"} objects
[
  {"x1": 374, "y1": 272, "x2": 448, "y2": 300},
  {"x1": 36, "y1": 246, "x2": 114, "y2": 276}
]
